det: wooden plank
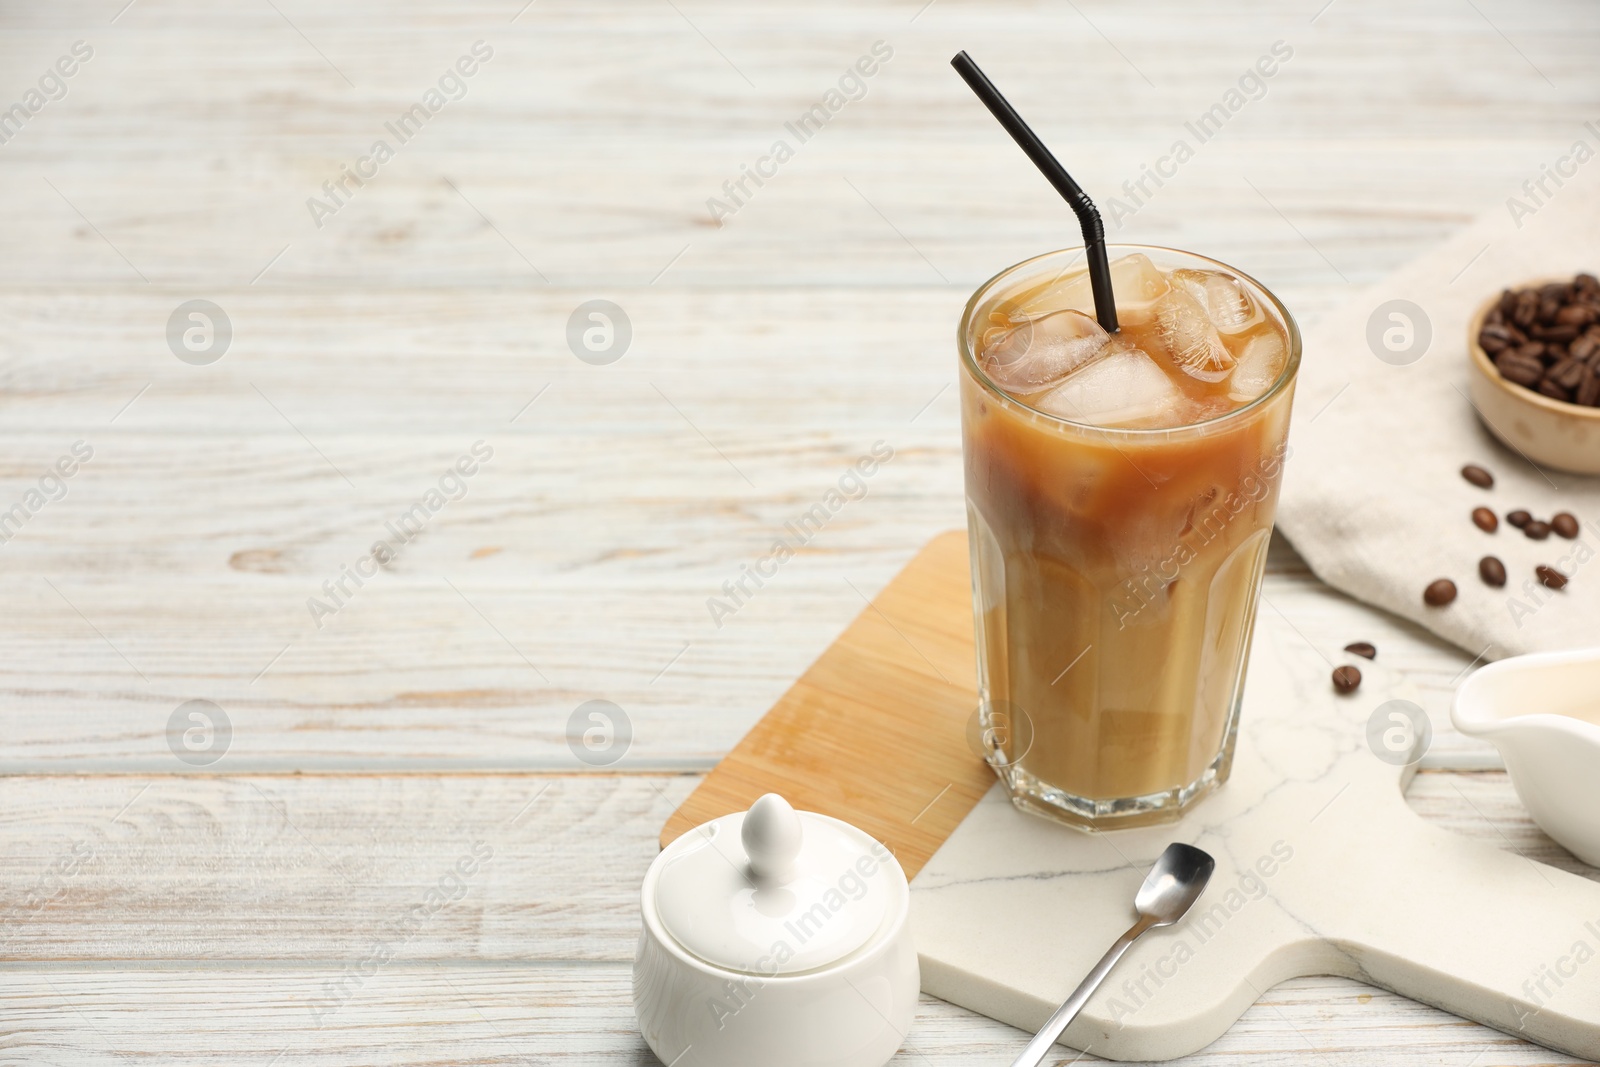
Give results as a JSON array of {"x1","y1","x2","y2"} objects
[
  {"x1": 0, "y1": 546, "x2": 1497, "y2": 771},
  {"x1": 0, "y1": 772, "x2": 693, "y2": 964},
  {"x1": 0, "y1": 969, "x2": 1585, "y2": 1066},
  {"x1": 0, "y1": 2, "x2": 1593, "y2": 293},
  {"x1": 0, "y1": 771, "x2": 1579, "y2": 965},
  {"x1": 0, "y1": 145, "x2": 1557, "y2": 294}
]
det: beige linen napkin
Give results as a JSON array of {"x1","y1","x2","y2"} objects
[{"x1": 1275, "y1": 166, "x2": 1600, "y2": 660}]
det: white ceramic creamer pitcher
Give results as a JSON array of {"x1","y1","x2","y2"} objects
[
  {"x1": 634, "y1": 794, "x2": 918, "y2": 1067},
  {"x1": 1453, "y1": 647, "x2": 1600, "y2": 866}
]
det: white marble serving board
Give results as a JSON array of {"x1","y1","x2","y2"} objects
[{"x1": 910, "y1": 610, "x2": 1600, "y2": 1062}]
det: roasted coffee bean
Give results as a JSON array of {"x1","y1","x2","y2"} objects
[
  {"x1": 1494, "y1": 348, "x2": 1534, "y2": 370},
  {"x1": 1424, "y1": 578, "x2": 1457, "y2": 606},
  {"x1": 1479, "y1": 555, "x2": 1507, "y2": 587},
  {"x1": 1478, "y1": 329, "x2": 1509, "y2": 354},
  {"x1": 1507, "y1": 509, "x2": 1532, "y2": 528},
  {"x1": 1537, "y1": 564, "x2": 1568, "y2": 590},
  {"x1": 1572, "y1": 333, "x2": 1599, "y2": 362},
  {"x1": 1533, "y1": 324, "x2": 1580, "y2": 344},
  {"x1": 1499, "y1": 289, "x2": 1519, "y2": 315},
  {"x1": 1525, "y1": 519, "x2": 1552, "y2": 540},
  {"x1": 1579, "y1": 373, "x2": 1600, "y2": 407},
  {"x1": 1538, "y1": 379, "x2": 1572, "y2": 402},
  {"x1": 1331, "y1": 665, "x2": 1362, "y2": 695},
  {"x1": 1557, "y1": 304, "x2": 1596, "y2": 327},
  {"x1": 1344, "y1": 641, "x2": 1377, "y2": 659},
  {"x1": 1486, "y1": 307, "x2": 1506, "y2": 327},
  {"x1": 1496, "y1": 349, "x2": 1543, "y2": 372},
  {"x1": 1514, "y1": 291, "x2": 1539, "y2": 327},
  {"x1": 1579, "y1": 272, "x2": 1600, "y2": 294},
  {"x1": 1461, "y1": 464, "x2": 1494, "y2": 488},
  {"x1": 1471, "y1": 506, "x2": 1498, "y2": 532},
  {"x1": 1552, "y1": 512, "x2": 1580, "y2": 539},
  {"x1": 1552, "y1": 359, "x2": 1589, "y2": 389},
  {"x1": 1496, "y1": 355, "x2": 1544, "y2": 388},
  {"x1": 1513, "y1": 341, "x2": 1546, "y2": 361}
]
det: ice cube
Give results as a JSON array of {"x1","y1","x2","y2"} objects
[
  {"x1": 1227, "y1": 331, "x2": 1286, "y2": 403},
  {"x1": 1036, "y1": 341, "x2": 1183, "y2": 427},
  {"x1": 1170, "y1": 269, "x2": 1261, "y2": 335},
  {"x1": 1010, "y1": 254, "x2": 1168, "y2": 326},
  {"x1": 1010, "y1": 269, "x2": 1096, "y2": 322},
  {"x1": 979, "y1": 309, "x2": 1109, "y2": 393},
  {"x1": 1172, "y1": 396, "x2": 1234, "y2": 427},
  {"x1": 1108, "y1": 253, "x2": 1170, "y2": 323},
  {"x1": 1152, "y1": 289, "x2": 1235, "y2": 382}
]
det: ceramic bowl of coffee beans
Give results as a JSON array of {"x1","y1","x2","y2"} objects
[{"x1": 1468, "y1": 273, "x2": 1600, "y2": 475}]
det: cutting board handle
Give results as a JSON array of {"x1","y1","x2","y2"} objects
[{"x1": 1329, "y1": 818, "x2": 1600, "y2": 1059}]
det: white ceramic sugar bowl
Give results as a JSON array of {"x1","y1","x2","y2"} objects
[{"x1": 634, "y1": 794, "x2": 918, "y2": 1067}]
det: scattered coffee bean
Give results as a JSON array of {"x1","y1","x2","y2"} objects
[
  {"x1": 1482, "y1": 274, "x2": 1600, "y2": 407},
  {"x1": 1479, "y1": 555, "x2": 1507, "y2": 587},
  {"x1": 1331, "y1": 665, "x2": 1362, "y2": 695},
  {"x1": 1423, "y1": 578, "x2": 1458, "y2": 606},
  {"x1": 1343, "y1": 641, "x2": 1376, "y2": 659},
  {"x1": 1461, "y1": 464, "x2": 1494, "y2": 489},
  {"x1": 1507, "y1": 509, "x2": 1532, "y2": 528},
  {"x1": 1536, "y1": 564, "x2": 1568, "y2": 590},
  {"x1": 1471, "y1": 506, "x2": 1498, "y2": 533},
  {"x1": 1524, "y1": 520, "x2": 1552, "y2": 540},
  {"x1": 1552, "y1": 512, "x2": 1580, "y2": 539}
]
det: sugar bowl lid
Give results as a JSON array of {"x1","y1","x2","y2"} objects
[{"x1": 653, "y1": 794, "x2": 902, "y2": 976}]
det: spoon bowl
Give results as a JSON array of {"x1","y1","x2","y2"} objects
[{"x1": 1136, "y1": 843, "x2": 1216, "y2": 926}]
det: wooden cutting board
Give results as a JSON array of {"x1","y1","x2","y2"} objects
[
  {"x1": 664, "y1": 531, "x2": 1600, "y2": 1062},
  {"x1": 662, "y1": 529, "x2": 989, "y2": 875}
]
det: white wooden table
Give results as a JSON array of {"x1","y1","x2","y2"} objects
[{"x1": 2, "y1": 0, "x2": 1597, "y2": 1062}]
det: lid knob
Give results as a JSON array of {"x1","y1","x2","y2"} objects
[{"x1": 742, "y1": 793, "x2": 802, "y2": 886}]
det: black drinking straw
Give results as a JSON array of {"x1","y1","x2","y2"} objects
[{"x1": 950, "y1": 51, "x2": 1119, "y2": 333}]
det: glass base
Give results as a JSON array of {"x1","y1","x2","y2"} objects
[{"x1": 989, "y1": 729, "x2": 1238, "y2": 833}]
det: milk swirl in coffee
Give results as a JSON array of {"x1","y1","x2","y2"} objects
[{"x1": 960, "y1": 247, "x2": 1299, "y2": 828}]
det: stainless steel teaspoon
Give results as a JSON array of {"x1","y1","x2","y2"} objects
[{"x1": 1010, "y1": 842, "x2": 1216, "y2": 1067}]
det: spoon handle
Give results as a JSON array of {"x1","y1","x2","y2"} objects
[{"x1": 1009, "y1": 914, "x2": 1156, "y2": 1067}]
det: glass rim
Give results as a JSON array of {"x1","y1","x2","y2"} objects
[{"x1": 958, "y1": 243, "x2": 1303, "y2": 438}]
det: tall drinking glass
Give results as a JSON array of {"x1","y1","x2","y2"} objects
[{"x1": 959, "y1": 245, "x2": 1301, "y2": 829}]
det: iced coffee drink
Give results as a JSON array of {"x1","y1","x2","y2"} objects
[{"x1": 959, "y1": 245, "x2": 1299, "y2": 829}]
